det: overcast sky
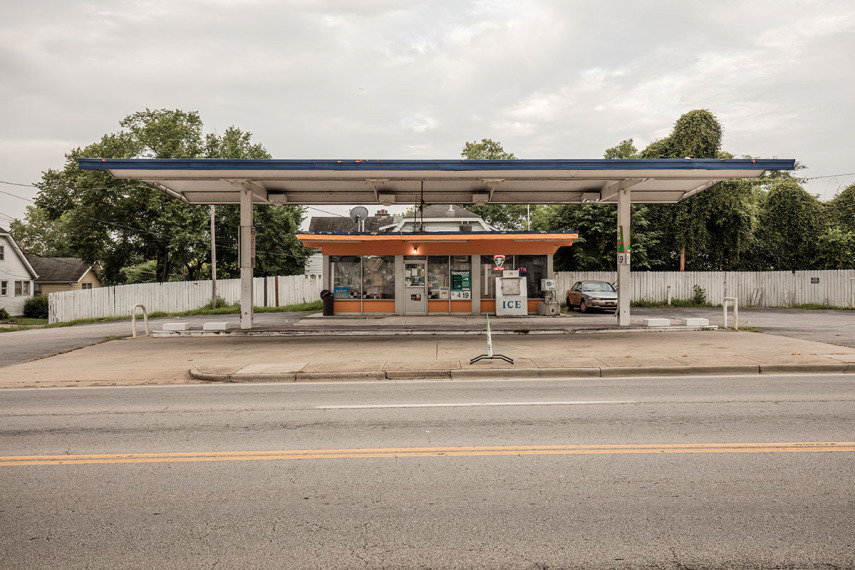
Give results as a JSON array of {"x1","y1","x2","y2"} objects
[{"x1": 1, "y1": 0, "x2": 854, "y2": 227}]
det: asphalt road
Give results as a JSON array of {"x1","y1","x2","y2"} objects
[
  {"x1": 2, "y1": 375, "x2": 853, "y2": 569},
  {"x1": 632, "y1": 307, "x2": 855, "y2": 348},
  {"x1": 2, "y1": 307, "x2": 853, "y2": 370},
  {"x1": 0, "y1": 312, "x2": 307, "y2": 368}
]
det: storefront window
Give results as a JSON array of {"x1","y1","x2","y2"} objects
[
  {"x1": 480, "y1": 254, "x2": 512, "y2": 299},
  {"x1": 427, "y1": 256, "x2": 450, "y2": 300},
  {"x1": 517, "y1": 255, "x2": 547, "y2": 298},
  {"x1": 331, "y1": 256, "x2": 362, "y2": 299},
  {"x1": 450, "y1": 256, "x2": 471, "y2": 300},
  {"x1": 362, "y1": 255, "x2": 395, "y2": 299}
]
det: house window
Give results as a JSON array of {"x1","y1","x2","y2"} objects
[
  {"x1": 0, "y1": 244, "x2": 5, "y2": 260},
  {"x1": 82, "y1": 282, "x2": 93, "y2": 290},
  {"x1": 15, "y1": 281, "x2": 30, "y2": 296},
  {"x1": 1, "y1": 281, "x2": 7, "y2": 296}
]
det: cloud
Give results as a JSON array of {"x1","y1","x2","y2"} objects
[{"x1": 1, "y1": 0, "x2": 854, "y2": 224}]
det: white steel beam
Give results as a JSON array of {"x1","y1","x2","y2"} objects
[
  {"x1": 617, "y1": 187, "x2": 632, "y2": 326},
  {"x1": 239, "y1": 186, "x2": 254, "y2": 330}
]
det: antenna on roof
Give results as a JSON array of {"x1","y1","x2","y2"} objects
[{"x1": 349, "y1": 206, "x2": 369, "y2": 232}]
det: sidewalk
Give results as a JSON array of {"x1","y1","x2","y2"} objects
[{"x1": 1, "y1": 314, "x2": 853, "y2": 389}]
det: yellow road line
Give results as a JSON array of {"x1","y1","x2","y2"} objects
[{"x1": 2, "y1": 442, "x2": 854, "y2": 466}]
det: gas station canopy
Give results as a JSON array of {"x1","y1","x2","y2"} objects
[{"x1": 78, "y1": 158, "x2": 796, "y2": 206}]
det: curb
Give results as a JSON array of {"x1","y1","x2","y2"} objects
[
  {"x1": 190, "y1": 363, "x2": 852, "y2": 383},
  {"x1": 759, "y1": 363, "x2": 851, "y2": 374},
  {"x1": 153, "y1": 325, "x2": 717, "y2": 339}
]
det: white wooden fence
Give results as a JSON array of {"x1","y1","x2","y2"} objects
[
  {"x1": 48, "y1": 270, "x2": 855, "y2": 323},
  {"x1": 555, "y1": 270, "x2": 855, "y2": 308},
  {"x1": 48, "y1": 275, "x2": 324, "y2": 324}
]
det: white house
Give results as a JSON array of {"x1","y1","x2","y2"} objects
[{"x1": 0, "y1": 227, "x2": 39, "y2": 316}]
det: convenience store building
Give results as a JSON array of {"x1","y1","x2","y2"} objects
[{"x1": 299, "y1": 205, "x2": 577, "y2": 315}]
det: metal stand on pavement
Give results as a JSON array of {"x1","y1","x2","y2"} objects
[{"x1": 470, "y1": 315, "x2": 513, "y2": 364}]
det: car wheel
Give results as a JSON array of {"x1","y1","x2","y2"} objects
[{"x1": 579, "y1": 301, "x2": 587, "y2": 313}]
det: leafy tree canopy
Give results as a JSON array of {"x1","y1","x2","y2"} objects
[
  {"x1": 460, "y1": 138, "x2": 532, "y2": 230},
  {"x1": 15, "y1": 108, "x2": 308, "y2": 284}
]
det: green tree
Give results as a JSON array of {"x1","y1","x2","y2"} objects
[
  {"x1": 603, "y1": 139, "x2": 639, "y2": 159},
  {"x1": 639, "y1": 109, "x2": 723, "y2": 159},
  {"x1": 460, "y1": 138, "x2": 532, "y2": 230},
  {"x1": 461, "y1": 139, "x2": 516, "y2": 160},
  {"x1": 536, "y1": 202, "x2": 660, "y2": 271},
  {"x1": 754, "y1": 178, "x2": 826, "y2": 270},
  {"x1": 9, "y1": 206, "x2": 76, "y2": 257},
  {"x1": 24, "y1": 109, "x2": 308, "y2": 283},
  {"x1": 827, "y1": 183, "x2": 855, "y2": 234},
  {"x1": 636, "y1": 109, "x2": 766, "y2": 270},
  {"x1": 534, "y1": 136, "x2": 660, "y2": 270}
]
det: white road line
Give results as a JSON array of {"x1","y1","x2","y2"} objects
[{"x1": 316, "y1": 400, "x2": 638, "y2": 410}]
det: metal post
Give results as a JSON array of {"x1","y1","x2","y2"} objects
[
  {"x1": 239, "y1": 187, "x2": 254, "y2": 330},
  {"x1": 131, "y1": 305, "x2": 149, "y2": 338},
  {"x1": 210, "y1": 205, "x2": 217, "y2": 309},
  {"x1": 723, "y1": 297, "x2": 738, "y2": 330},
  {"x1": 617, "y1": 188, "x2": 631, "y2": 326}
]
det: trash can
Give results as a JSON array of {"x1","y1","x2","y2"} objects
[{"x1": 320, "y1": 289, "x2": 334, "y2": 316}]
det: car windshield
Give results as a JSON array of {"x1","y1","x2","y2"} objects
[{"x1": 582, "y1": 282, "x2": 615, "y2": 293}]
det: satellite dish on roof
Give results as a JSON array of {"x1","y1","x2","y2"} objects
[{"x1": 349, "y1": 206, "x2": 369, "y2": 232}]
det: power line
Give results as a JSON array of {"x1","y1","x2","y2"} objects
[
  {"x1": 305, "y1": 206, "x2": 348, "y2": 217},
  {"x1": 0, "y1": 180, "x2": 36, "y2": 188},
  {"x1": 0, "y1": 188, "x2": 34, "y2": 201}
]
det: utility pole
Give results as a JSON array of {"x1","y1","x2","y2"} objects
[{"x1": 210, "y1": 205, "x2": 217, "y2": 308}]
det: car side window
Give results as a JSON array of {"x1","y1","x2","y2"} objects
[{"x1": 572, "y1": 282, "x2": 580, "y2": 291}]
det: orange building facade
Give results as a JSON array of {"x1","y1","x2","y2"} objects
[{"x1": 297, "y1": 232, "x2": 577, "y2": 315}]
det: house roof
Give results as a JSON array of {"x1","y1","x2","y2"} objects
[
  {"x1": 0, "y1": 227, "x2": 39, "y2": 279},
  {"x1": 414, "y1": 204, "x2": 481, "y2": 219},
  {"x1": 310, "y1": 204, "x2": 488, "y2": 234},
  {"x1": 78, "y1": 158, "x2": 796, "y2": 206},
  {"x1": 308, "y1": 214, "x2": 392, "y2": 234},
  {"x1": 27, "y1": 256, "x2": 94, "y2": 283}
]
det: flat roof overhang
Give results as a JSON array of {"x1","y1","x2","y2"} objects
[
  {"x1": 297, "y1": 231, "x2": 578, "y2": 256},
  {"x1": 78, "y1": 158, "x2": 796, "y2": 206}
]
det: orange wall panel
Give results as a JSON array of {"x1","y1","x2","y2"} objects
[
  {"x1": 450, "y1": 300, "x2": 472, "y2": 313},
  {"x1": 480, "y1": 300, "x2": 496, "y2": 313},
  {"x1": 428, "y1": 300, "x2": 450, "y2": 313},
  {"x1": 362, "y1": 300, "x2": 395, "y2": 313},
  {"x1": 332, "y1": 300, "x2": 361, "y2": 313}
]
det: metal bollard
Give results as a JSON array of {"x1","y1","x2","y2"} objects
[
  {"x1": 722, "y1": 297, "x2": 738, "y2": 330},
  {"x1": 131, "y1": 305, "x2": 150, "y2": 338}
]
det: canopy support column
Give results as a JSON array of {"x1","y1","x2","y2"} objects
[
  {"x1": 617, "y1": 188, "x2": 631, "y2": 326},
  {"x1": 239, "y1": 187, "x2": 254, "y2": 329}
]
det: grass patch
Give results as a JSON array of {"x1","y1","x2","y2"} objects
[
  {"x1": 9, "y1": 317, "x2": 48, "y2": 325},
  {"x1": 631, "y1": 299, "x2": 715, "y2": 308},
  {"x1": 43, "y1": 300, "x2": 322, "y2": 328},
  {"x1": 790, "y1": 303, "x2": 854, "y2": 311},
  {"x1": 256, "y1": 300, "x2": 322, "y2": 313},
  {"x1": 149, "y1": 304, "x2": 241, "y2": 318},
  {"x1": 0, "y1": 326, "x2": 33, "y2": 333},
  {"x1": 45, "y1": 316, "x2": 129, "y2": 328}
]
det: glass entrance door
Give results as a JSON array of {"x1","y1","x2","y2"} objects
[{"x1": 404, "y1": 258, "x2": 426, "y2": 314}]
